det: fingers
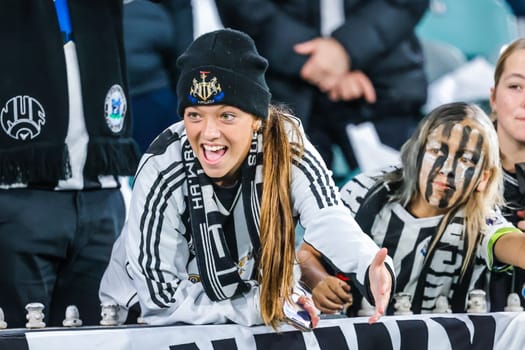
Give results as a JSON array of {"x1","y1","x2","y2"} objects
[
  {"x1": 327, "y1": 71, "x2": 376, "y2": 102},
  {"x1": 367, "y1": 247, "x2": 392, "y2": 324},
  {"x1": 311, "y1": 276, "x2": 352, "y2": 314},
  {"x1": 297, "y1": 295, "x2": 320, "y2": 328},
  {"x1": 318, "y1": 76, "x2": 340, "y2": 93},
  {"x1": 297, "y1": 38, "x2": 350, "y2": 87},
  {"x1": 300, "y1": 59, "x2": 321, "y2": 85},
  {"x1": 368, "y1": 309, "x2": 384, "y2": 324},
  {"x1": 355, "y1": 72, "x2": 376, "y2": 103},
  {"x1": 293, "y1": 39, "x2": 318, "y2": 56},
  {"x1": 367, "y1": 291, "x2": 388, "y2": 324},
  {"x1": 518, "y1": 220, "x2": 525, "y2": 231},
  {"x1": 295, "y1": 39, "x2": 324, "y2": 85},
  {"x1": 371, "y1": 248, "x2": 388, "y2": 268}
]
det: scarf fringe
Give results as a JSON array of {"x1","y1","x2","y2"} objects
[
  {"x1": 0, "y1": 144, "x2": 71, "y2": 184},
  {"x1": 85, "y1": 137, "x2": 141, "y2": 177}
]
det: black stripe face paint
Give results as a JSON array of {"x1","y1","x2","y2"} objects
[{"x1": 417, "y1": 122, "x2": 484, "y2": 215}]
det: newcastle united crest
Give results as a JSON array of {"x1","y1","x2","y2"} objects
[{"x1": 188, "y1": 71, "x2": 224, "y2": 105}]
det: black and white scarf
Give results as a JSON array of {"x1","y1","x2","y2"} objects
[
  {"x1": 0, "y1": 0, "x2": 139, "y2": 185},
  {"x1": 182, "y1": 132, "x2": 263, "y2": 301}
]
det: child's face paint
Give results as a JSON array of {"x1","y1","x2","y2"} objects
[{"x1": 416, "y1": 122, "x2": 484, "y2": 214}]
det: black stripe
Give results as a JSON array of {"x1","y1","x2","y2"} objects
[
  {"x1": 293, "y1": 149, "x2": 339, "y2": 209},
  {"x1": 397, "y1": 226, "x2": 435, "y2": 291},
  {"x1": 0, "y1": 333, "x2": 29, "y2": 350},
  {"x1": 292, "y1": 159, "x2": 324, "y2": 209},
  {"x1": 139, "y1": 161, "x2": 185, "y2": 307},
  {"x1": 342, "y1": 178, "x2": 367, "y2": 215},
  {"x1": 302, "y1": 148, "x2": 338, "y2": 205},
  {"x1": 146, "y1": 171, "x2": 186, "y2": 305},
  {"x1": 313, "y1": 326, "x2": 350, "y2": 349},
  {"x1": 381, "y1": 211, "x2": 405, "y2": 256}
]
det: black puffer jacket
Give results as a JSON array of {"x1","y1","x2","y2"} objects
[{"x1": 215, "y1": 0, "x2": 429, "y2": 126}]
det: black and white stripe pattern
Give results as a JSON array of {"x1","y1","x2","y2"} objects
[
  {"x1": 138, "y1": 158, "x2": 186, "y2": 307},
  {"x1": 22, "y1": 312, "x2": 523, "y2": 350},
  {"x1": 341, "y1": 169, "x2": 505, "y2": 313}
]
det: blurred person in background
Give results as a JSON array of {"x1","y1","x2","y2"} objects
[
  {"x1": 0, "y1": 0, "x2": 140, "y2": 327},
  {"x1": 480, "y1": 37, "x2": 525, "y2": 311},
  {"x1": 214, "y1": 0, "x2": 428, "y2": 172},
  {"x1": 124, "y1": 0, "x2": 193, "y2": 153}
]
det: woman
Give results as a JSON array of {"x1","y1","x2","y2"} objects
[
  {"x1": 484, "y1": 38, "x2": 525, "y2": 311},
  {"x1": 99, "y1": 28, "x2": 393, "y2": 329},
  {"x1": 299, "y1": 102, "x2": 525, "y2": 315}
]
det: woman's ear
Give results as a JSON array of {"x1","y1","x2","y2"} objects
[
  {"x1": 489, "y1": 87, "x2": 497, "y2": 114},
  {"x1": 476, "y1": 169, "x2": 491, "y2": 192},
  {"x1": 252, "y1": 119, "x2": 262, "y2": 132}
]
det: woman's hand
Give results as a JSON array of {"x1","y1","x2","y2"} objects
[
  {"x1": 367, "y1": 248, "x2": 392, "y2": 324},
  {"x1": 311, "y1": 275, "x2": 352, "y2": 314},
  {"x1": 296, "y1": 294, "x2": 320, "y2": 328}
]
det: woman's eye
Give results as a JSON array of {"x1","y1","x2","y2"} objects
[
  {"x1": 461, "y1": 156, "x2": 475, "y2": 165},
  {"x1": 508, "y1": 83, "x2": 522, "y2": 91},
  {"x1": 221, "y1": 113, "x2": 235, "y2": 121},
  {"x1": 185, "y1": 112, "x2": 200, "y2": 120}
]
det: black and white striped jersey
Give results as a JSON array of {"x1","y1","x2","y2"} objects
[
  {"x1": 341, "y1": 169, "x2": 519, "y2": 313},
  {"x1": 100, "y1": 119, "x2": 387, "y2": 326}
]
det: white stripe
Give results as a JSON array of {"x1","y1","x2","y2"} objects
[
  {"x1": 57, "y1": 41, "x2": 89, "y2": 190},
  {"x1": 202, "y1": 221, "x2": 226, "y2": 299},
  {"x1": 210, "y1": 224, "x2": 226, "y2": 258}
]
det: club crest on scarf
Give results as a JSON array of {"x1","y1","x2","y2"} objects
[
  {"x1": 0, "y1": 95, "x2": 46, "y2": 140},
  {"x1": 188, "y1": 71, "x2": 224, "y2": 105},
  {"x1": 104, "y1": 84, "x2": 127, "y2": 133}
]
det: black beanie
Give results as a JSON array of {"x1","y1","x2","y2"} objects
[{"x1": 176, "y1": 28, "x2": 271, "y2": 119}]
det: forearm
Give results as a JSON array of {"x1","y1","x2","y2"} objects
[
  {"x1": 135, "y1": 277, "x2": 262, "y2": 326},
  {"x1": 494, "y1": 231, "x2": 525, "y2": 268},
  {"x1": 297, "y1": 243, "x2": 332, "y2": 290}
]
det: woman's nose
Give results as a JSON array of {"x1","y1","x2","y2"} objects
[
  {"x1": 202, "y1": 119, "x2": 220, "y2": 139},
  {"x1": 439, "y1": 156, "x2": 454, "y2": 175}
]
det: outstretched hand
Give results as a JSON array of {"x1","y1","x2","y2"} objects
[{"x1": 367, "y1": 248, "x2": 392, "y2": 324}]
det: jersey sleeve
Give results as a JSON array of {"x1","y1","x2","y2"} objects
[
  {"x1": 292, "y1": 135, "x2": 395, "y2": 300},
  {"x1": 479, "y1": 209, "x2": 523, "y2": 272}
]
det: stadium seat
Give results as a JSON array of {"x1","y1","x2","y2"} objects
[{"x1": 416, "y1": 0, "x2": 519, "y2": 64}]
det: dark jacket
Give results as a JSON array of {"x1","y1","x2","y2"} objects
[
  {"x1": 215, "y1": 0, "x2": 429, "y2": 126},
  {"x1": 124, "y1": 0, "x2": 193, "y2": 96}
]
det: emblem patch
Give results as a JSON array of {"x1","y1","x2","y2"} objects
[
  {"x1": 1, "y1": 95, "x2": 46, "y2": 140},
  {"x1": 104, "y1": 84, "x2": 127, "y2": 133},
  {"x1": 188, "y1": 71, "x2": 224, "y2": 105},
  {"x1": 188, "y1": 274, "x2": 201, "y2": 283}
]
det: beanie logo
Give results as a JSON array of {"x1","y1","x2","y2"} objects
[{"x1": 188, "y1": 71, "x2": 224, "y2": 105}]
